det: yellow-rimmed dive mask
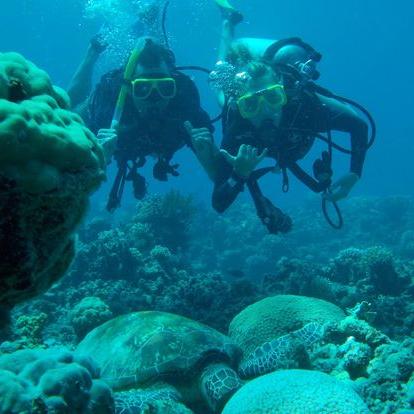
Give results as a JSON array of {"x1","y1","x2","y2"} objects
[
  {"x1": 237, "y1": 84, "x2": 287, "y2": 119},
  {"x1": 131, "y1": 77, "x2": 177, "y2": 100}
]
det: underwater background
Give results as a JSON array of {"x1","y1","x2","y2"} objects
[
  {"x1": 0, "y1": 1, "x2": 414, "y2": 413},
  {"x1": 1, "y1": 0, "x2": 413, "y2": 207}
]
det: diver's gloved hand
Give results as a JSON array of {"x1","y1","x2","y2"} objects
[
  {"x1": 221, "y1": 144, "x2": 268, "y2": 179},
  {"x1": 126, "y1": 169, "x2": 147, "y2": 200},
  {"x1": 323, "y1": 172, "x2": 359, "y2": 202},
  {"x1": 258, "y1": 196, "x2": 293, "y2": 235},
  {"x1": 153, "y1": 159, "x2": 180, "y2": 182},
  {"x1": 97, "y1": 128, "x2": 118, "y2": 164},
  {"x1": 89, "y1": 34, "x2": 108, "y2": 56},
  {"x1": 313, "y1": 151, "x2": 333, "y2": 185}
]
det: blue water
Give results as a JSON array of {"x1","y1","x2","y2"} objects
[
  {"x1": 2, "y1": 4, "x2": 414, "y2": 412},
  {"x1": 1, "y1": 0, "x2": 413, "y2": 210}
]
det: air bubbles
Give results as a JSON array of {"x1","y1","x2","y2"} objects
[
  {"x1": 83, "y1": 0, "x2": 166, "y2": 69},
  {"x1": 209, "y1": 61, "x2": 250, "y2": 99}
]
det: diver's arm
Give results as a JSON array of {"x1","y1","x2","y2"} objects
[
  {"x1": 193, "y1": 138, "x2": 222, "y2": 183},
  {"x1": 68, "y1": 35, "x2": 107, "y2": 109},
  {"x1": 212, "y1": 162, "x2": 246, "y2": 213},
  {"x1": 349, "y1": 117, "x2": 368, "y2": 178},
  {"x1": 317, "y1": 94, "x2": 369, "y2": 201},
  {"x1": 194, "y1": 146, "x2": 222, "y2": 183},
  {"x1": 180, "y1": 73, "x2": 224, "y2": 180},
  {"x1": 185, "y1": 121, "x2": 222, "y2": 182},
  {"x1": 317, "y1": 94, "x2": 368, "y2": 176},
  {"x1": 328, "y1": 116, "x2": 367, "y2": 202},
  {"x1": 212, "y1": 135, "x2": 257, "y2": 213},
  {"x1": 212, "y1": 141, "x2": 268, "y2": 212},
  {"x1": 211, "y1": 126, "x2": 244, "y2": 212}
]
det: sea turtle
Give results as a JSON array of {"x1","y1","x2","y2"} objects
[{"x1": 76, "y1": 311, "x2": 243, "y2": 414}]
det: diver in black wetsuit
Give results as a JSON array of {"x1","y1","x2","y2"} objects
[
  {"x1": 74, "y1": 36, "x2": 216, "y2": 211},
  {"x1": 208, "y1": 1, "x2": 371, "y2": 234}
]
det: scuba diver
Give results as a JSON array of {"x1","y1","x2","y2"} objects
[
  {"x1": 204, "y1": 0, "x2": 374, "y2": 234},
  {"x1": 68, "y1": 3, "x2": 218, "y2": 211},
  {"x1": 91, "y1": 37, "x2": 216, "y2": 211}
]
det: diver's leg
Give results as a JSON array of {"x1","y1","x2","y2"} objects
[
  {"x1": 67, "y1": 35, "x2": 107, "y2": 108},
  {"x1": 215, "y1": 0, "x2": 243, "y2": 61}
]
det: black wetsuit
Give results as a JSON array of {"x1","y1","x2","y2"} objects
[
  {"x1": 87, "y1": 68, "x2": 213, "y2": 180},
  {"x1": 85, "y1": 68, "x2": 213, "y2": 208},
  {"x1": 213, "y1": 86, "x2": 368, "y2": 232}
]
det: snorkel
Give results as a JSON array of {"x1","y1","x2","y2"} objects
[{"x1": 111, "y1": 44, "x2": 145, "y2": 129}]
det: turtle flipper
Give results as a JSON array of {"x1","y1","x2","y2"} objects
[
  {"x1": 238, "y1": 323, "x2": 325, "y2": 379},
  {"x1": 200, "y1": 363, "x2": 243, "y2": 413},
  {"x1": 114, "y1": 386, "x2": 182, "y2": 413}
]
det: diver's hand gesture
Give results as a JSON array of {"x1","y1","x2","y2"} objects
[
  {"x1": 97, "y1": 128, "x2": 118, "y2": 163},
  {"x1": 185, "y1": 121, "x2": 221, "y2": 181},
  {"x1": 324, "y1": 172, "x2": 359, "y2": 202},
  {"x1": 184, "y1": 121, "x2": 215, "y2": 157},
  {"x1": 221, "y1": 144, "x2": 268, "y2": 179}
]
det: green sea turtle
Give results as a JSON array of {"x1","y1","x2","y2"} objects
[{"x1": 76, "y1": 311, "x2": 243, "y2": 413}]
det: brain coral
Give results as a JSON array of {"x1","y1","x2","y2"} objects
[
  {"x1": 229, "y1": 295, "x2": 345, "y2": 363},
  {"x1": 0, "y1": 52, "x2": 105, "y2": 310},
  {"x1": 222, "y1": 369, "x2": 370, "y2": 414}
]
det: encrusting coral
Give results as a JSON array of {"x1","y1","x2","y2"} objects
[
  {"x1": 0, "y1": 348, "x2": 114, "y2": 413},
  {"x1": 0, "y1": 52, "x2": 105, "y2": 312}
]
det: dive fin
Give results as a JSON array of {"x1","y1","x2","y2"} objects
[
  {"x1": 214, "y1": 0, "x2": 236, "y2": 10},
  {"x1": 214, "y1": 0, "x2": 243, "y2": 25}
]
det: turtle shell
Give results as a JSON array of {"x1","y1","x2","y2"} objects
[{"x1": 76, "y1": 311, "x2": 241, "y2": 390}]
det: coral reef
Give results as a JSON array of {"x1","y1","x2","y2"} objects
[
  {"x1": 14, "y1": 312, "x2": 48, "y2": 347},
  {"x1": 1, "y1": 194, "x2": 414, "y2": 413},
  {"x1": 222, "y1": 369, "x2": 370, "y2": 414},
  {"x1": 70, "y1": 296, "x2": 113, "y2": 339},
  {"x1": 361, "y1": 339, "x2": 414, "y2": 413},
  {"x1": 0, "y1": 52, "x2": 105, "y2": 312},
  {"x1": 228, "y1": 295, "x2": 345, "y2": 364},
  {"x1": 311, "y1": 314, "x2": 414, "y2": 413},
  {"x1": 0, "y1": 348, "x2": 114, "y2": 413},
  {"x1": 6, "y1": 195, "x2": 414, "y2": 345}
]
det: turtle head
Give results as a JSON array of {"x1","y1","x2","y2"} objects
[{"x1": 199, "y1": 363, "x2": 243, "y2": 413}]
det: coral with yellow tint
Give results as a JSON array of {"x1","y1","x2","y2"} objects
[{"x1": 0, "y1": 52, "x2": 105, "y2": 310}]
